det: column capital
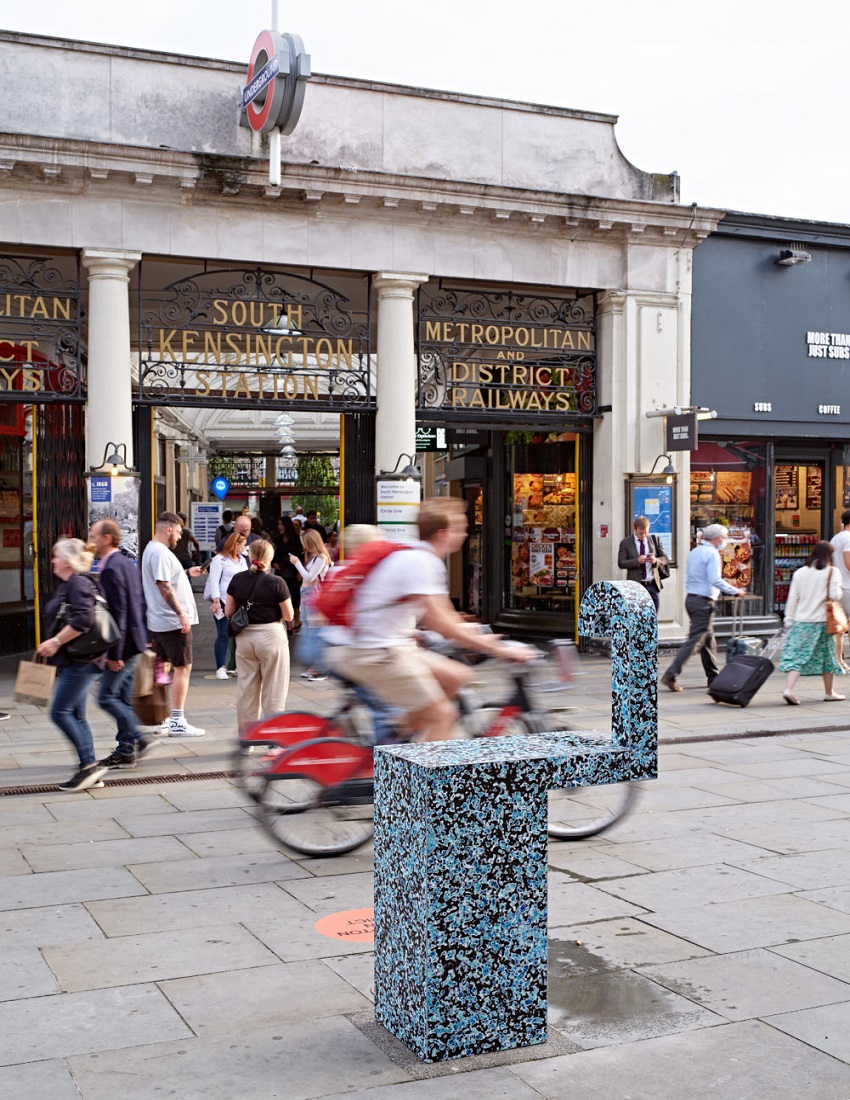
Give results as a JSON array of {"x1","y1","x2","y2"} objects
[
  {"x1": 81, "y1": 248, "x2": 142, "y2": 277},
  {"x1": 372, "y1": 272, "x2": 430, "y2": 297}
]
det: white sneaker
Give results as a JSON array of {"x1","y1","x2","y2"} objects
[
  {"x1": 169, "y1": 718, "x2": 206, "y2": 737},
  {"x1": 159, "y1": 718, "x2": 171, "y2": 735},
  {"x1": 215, "y1": 667, "x2": 229, "y2": 680}
]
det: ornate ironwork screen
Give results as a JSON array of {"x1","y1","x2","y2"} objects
[
  {"x1": 35, "y1": 403, "x2": 87, "y2": 607},
  {"x1": 138, "y1": 264, "x2": 373, "y2": 411},
  {"x1": 0, "y1": 254, "x2": 84, "y2": 403},
  {"x1": 417, "y1": 284, "x2": 596, "y2": 421}
]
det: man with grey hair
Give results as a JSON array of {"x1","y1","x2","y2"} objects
[{"x1": 661, "y1": 523, "x2": 745, "y2": 692}]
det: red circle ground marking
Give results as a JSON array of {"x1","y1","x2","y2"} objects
[{"x1": 314, "y1": 907, "x2": 374, "y2": 942}]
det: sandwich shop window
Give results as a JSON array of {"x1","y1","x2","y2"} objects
[
  {"x1": 689, "y1": 441, "x2": 769, "y2": 613},
  {"x1": 506, "y1": 434, "x2": 579, "y2": 626}
]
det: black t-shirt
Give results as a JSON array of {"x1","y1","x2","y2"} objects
[{"x1": 228, "y1": 570, "x2": 291, "y2": 625}]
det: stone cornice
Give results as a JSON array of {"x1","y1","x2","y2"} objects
[{"x1": 0, "y1": 131, "x2": 724, "y2": 244}]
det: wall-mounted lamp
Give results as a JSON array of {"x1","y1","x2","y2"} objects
[
  {"x1": 382, "y1": 453, "x2": 421, "y2": 480},
  {"x1": 776, "y1": 248, "x2": 811, "y2": 267},
  {"x1": 649, "y1": 453, "x2": 676, "y2": 485},
  {"x1": 88, "y1": 442, "x2": 137, "y2": 478}
]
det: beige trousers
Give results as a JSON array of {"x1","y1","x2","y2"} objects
[{"x1": 234, "y1": 622, "x2": 290, "y2": 732}]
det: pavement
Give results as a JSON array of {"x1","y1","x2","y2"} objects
[{"x1": 3, "y1": 602, "x2": 850, "y2": 1095}]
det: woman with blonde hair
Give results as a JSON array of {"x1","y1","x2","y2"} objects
[
  {"x1": 225, "y1": 539, "x2": 294, "y2": 731},
  {"x1": 36, "y1": 538, "x2": 108, "y2": 791},
  {"x1": 290, "y1": 527, "x2": 332, "y2": 680},
  {"x1": 208, "y1": 530, "x2": 248, "y2": 679}
]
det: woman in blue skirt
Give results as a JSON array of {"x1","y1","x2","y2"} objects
[{"x1": 780, "y1": 539, "x2": 845, "y2": 704}]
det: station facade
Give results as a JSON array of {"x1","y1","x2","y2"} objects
[{"x1": 0, "y1": 29, "x2": 722, "y2": 649}]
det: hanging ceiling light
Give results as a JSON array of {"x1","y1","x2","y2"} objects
[{"x1": 280, "y1": 444, "x2": 297, "y2": 459}]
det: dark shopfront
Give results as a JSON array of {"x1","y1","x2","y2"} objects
[
  {"x1": 691, "y1": 213, "x2": 850, "y2": 624},
  {"x1": 416, "y1": 282, "x2": 597, "y2": 637}
]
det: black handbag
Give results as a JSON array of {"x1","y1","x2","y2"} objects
[
  {"x1": 52, "y1": 576, "x2": 120, "y2": 660},
  {"x1": 654, "y1": 537, "x2": 671, "y2": 580},
  {"x1": 229, "y1": 572, "x2": 263, "y2": 636}
]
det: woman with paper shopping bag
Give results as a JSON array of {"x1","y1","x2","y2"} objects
[{"x1": 36, "y1": 539, "x2": 109, "y2": 791}]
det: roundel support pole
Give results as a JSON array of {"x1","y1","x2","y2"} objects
[{"x1": 269, "y1": 0, "x2": 281, "y2": 187}]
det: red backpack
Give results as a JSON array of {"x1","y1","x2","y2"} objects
[{"x1": 313, "y1": 540, "x2": 410, "y2": 628}]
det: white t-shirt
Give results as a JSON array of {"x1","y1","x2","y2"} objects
[
  {"x1": 832, "y1": 529, "x2": 850, "y2": 591},
  {"x1": 351, "y1": 542, "x2": 448, "y2": 648},
  {"x1": 142, "y1": 540, "x2": 199, "y2": 632}
]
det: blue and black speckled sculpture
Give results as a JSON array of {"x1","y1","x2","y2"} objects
[{"x1": 373, "y1": 580, "x2": 657, "y2": 1062}]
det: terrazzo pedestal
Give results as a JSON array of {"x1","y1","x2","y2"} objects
[{"x1": 373, "y1": 580, "x2": 658, "y2": 1063}]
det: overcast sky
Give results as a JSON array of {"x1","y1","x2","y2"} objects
[{"x1": 2, "y1": 0, "x2": 847, "y2": 225}]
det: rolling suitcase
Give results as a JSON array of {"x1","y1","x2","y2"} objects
[
  {"x1": 708, "y1": 654, "x2": 774, "y2": 706},
  {"x1": 725, "y1": 597, "x2": 764, "y2": 662}
]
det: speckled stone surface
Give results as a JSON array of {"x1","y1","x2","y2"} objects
[{"x1": 373, "y1": 580, "x2": 657, "y2": 1062}]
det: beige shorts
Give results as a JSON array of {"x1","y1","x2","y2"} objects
[{"x1": 325, "y1": 643, "x2": 450, "y2": 712}]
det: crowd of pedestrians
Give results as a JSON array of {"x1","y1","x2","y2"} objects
[{"x1": 27, "y1": 505, "x2": 336, "y2": 788}]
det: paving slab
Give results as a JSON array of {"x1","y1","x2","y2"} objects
[
  {"x1": 126, "y1": 850, "x2": 307, "y2": 893},
  {"x1": 85, "y1": 881, "x2": 312, "y2": 936},
  {"x1": 602, "y1": 832, "x2": 772, "y2": 872},
  {"x1": 20, "y1": 835, "x2": 196, "y2": 873},
  {"x1": 642, "y1": 893, "x2": 850, "y2": 953},
  {"x1": 175, "y1": 826, "x2": 282, "y2": 858},
  {"x1": 0, "y1": 818, "x2": 131, "y2": 847},
  {"x1": 509, "y1": 1019, "x2": 850, "y2": 1099},
  {"x1": 159, "y1": 959, "x2": 371, "y2": 1034},
  {"x1": 248, "y1": 907, "x2": 377, "y2": 963},
  {"x1": 0, "y1": 902, "x2": 104, "y2": 949},
  {"x1": 546, "y1": 844, "x2": 650, "y2": 880},
  {"x1": 773, "y1": 932, "x2": 850, "y2": 983},
  {"x1": 767, "y1": 1001, "x2": 850, "y2": 1064},
  {"x1": 113, "y1": 806, "x2": 261, "y2": 837},
  {"x1": 43, "y1": 923, "x2": 279, "y2": 992},
  {"x1": 0, "y1": 800, "x2": 55, "y2": 826},
  {"x1": 595, "y1": 862, "x2": 789, "y2": 911},
  {"x1": 547, "y1": 875, "x2": 648, "y2": 925},
  {"x1": 322, "y1": 953, "x2": 375, "y2": 1003},
  {"x1": 0, "y1": 946, "x2": 60, "y2": 1001},
  {"x1": 640, "y1": 947, "x2": 850, "y2": 1021},
  {"x1": 0, "y1": 847, "x2": 31, "y2": 874},
  {"x1": 731, "y1": 848, "x2": 850, "y2": 890},
  {"x1": 315, "y1": 1066, "x2": 545, "y2": 1099},
  {"x1": 0, "y1": 984, "x2": 190, "y2": 1065},
  {"x1": 67, "y1": 1016, "x2": 410, "y2": 1100},
  {"x1": 549, "y1": 969, "x2": 723, "y2": 1048},
  {"x1": 548, "y1": 917, "x2": 713, "y2": 975},
  {"x1": 720, "y1": 816, "x2": 850, "y2": 855},
  {"x1": 1, "y1": 866, "x2": 147, "y2": 910},
  {"x1": 0, "y1": 1059, "x2": 84, "y2": 1100},
  {"x1": 43, "y1": 793, "x2": 178, "y2": 820},
  {"x1": 280, "y1": 870, "x2": 374, "y2": 913}
]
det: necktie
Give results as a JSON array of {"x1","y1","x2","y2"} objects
[{"x1": 639, "y1": 538, "x2": 648, "y2": 581}]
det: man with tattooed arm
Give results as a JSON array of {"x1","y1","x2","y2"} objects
[{"x1": 140, "y1": 511, "x2": 205, "y2": 738}]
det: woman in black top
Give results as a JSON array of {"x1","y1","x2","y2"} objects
[
  {"x1": 226, "y1": 539, "x2": 294, "y2": 732},
  {"x1": 36, "y1": 538, "x2": 107, "y2": 792},
  {"x1": 273, "y1": 515, "x2": 304, "y2": 634}
]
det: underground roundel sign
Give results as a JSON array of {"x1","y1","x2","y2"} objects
[{"x1": 243, "y1": 29, "x2": 311, "y2": 135}]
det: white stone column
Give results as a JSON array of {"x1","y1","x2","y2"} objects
[
  {"x1": 372, "y1": 272, "x2": 429, "y2": 474},
  {"x1": 81, "y1": 248, "x2": 141, "y2": 470}
]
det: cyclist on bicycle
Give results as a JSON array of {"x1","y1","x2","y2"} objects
[{"x1": 324, "y1": 498, "x2": 533, "y2": 741}]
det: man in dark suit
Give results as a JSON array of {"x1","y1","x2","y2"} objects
[
  {"x1": 89, "y1": 518, "x2": 153, "y2": 768},
  {"x1": 617, "y1": 515, "x2": 669, "y2": 612}
]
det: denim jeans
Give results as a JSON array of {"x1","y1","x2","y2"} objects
[
  {"x1": 50, "y1": 662, "x2": 99, "y2": 767},
  {"x1": 214, "y1": 613, "x2": 230, "y2": 669},
  {"x1": 98, "y1": 653, "x2": 141, "y2": 755}
]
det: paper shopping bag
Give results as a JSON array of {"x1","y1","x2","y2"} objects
[
  {"x1": 14, "y1": 654, "x2": 56, "y2": 706},
  {"x1": 131, "y1": 651, "x2": 170, "y2": 726}
]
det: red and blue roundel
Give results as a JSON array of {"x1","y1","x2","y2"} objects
[{"x1": 244, "y1": 29, "x2": 287, "y2": 134}]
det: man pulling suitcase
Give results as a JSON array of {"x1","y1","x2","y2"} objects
[{"x1": 661, "y1": 524, "x2": 746, "y2": 693}]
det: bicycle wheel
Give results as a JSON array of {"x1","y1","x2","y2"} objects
[
  {"x1": 547, "y1": 782, "x2": 636, "y2": 840},
  {"x1": 231, "y1": 744, "x2": 318, "y2": 811},
  {"x1": 256, "y1": 737, "x2": 374, "y2": 857}
]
